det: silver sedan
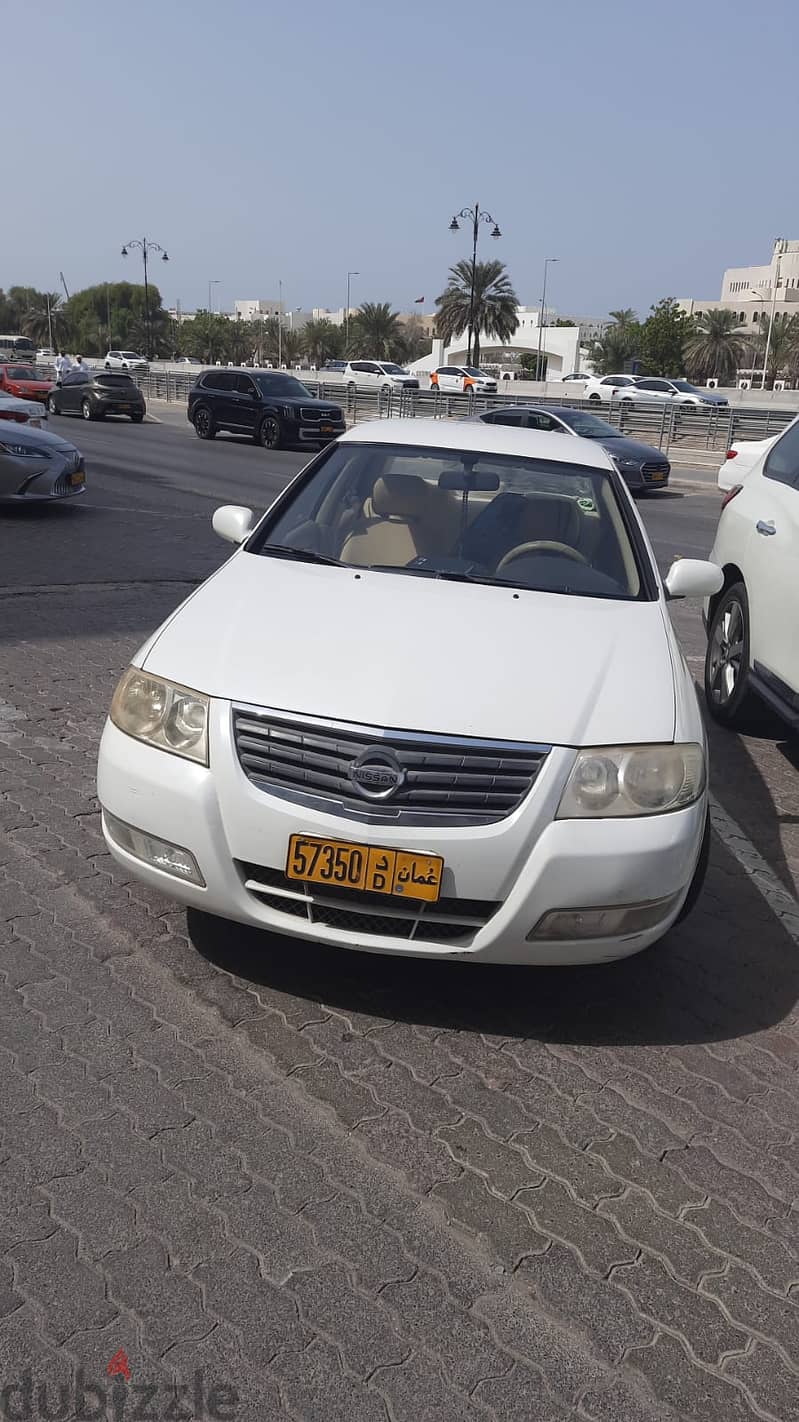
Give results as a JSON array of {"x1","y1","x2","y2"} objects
[{"x1": 0, "y1": 422, "x2": 86, "y2": 505}]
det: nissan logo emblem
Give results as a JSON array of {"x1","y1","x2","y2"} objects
[{"x1": 349, "y1": 749, "x2": 405, "y2": 800}]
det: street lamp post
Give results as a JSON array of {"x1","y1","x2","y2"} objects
[
  {"x1": 449, "y1": 203, "x2": 501, "y2": 366},
  {"x1": 208, "y1": 279, "x2": 220, "y2": 315},
  {"x1": 121, "y1": 238, "x2": 169, "y2": 360},
  {"x1": 535, "y1": 257, "x2": 558, "y2": 382},
  {"x1": 345, "y1": 272, "x2": 359, "y2": 348}
]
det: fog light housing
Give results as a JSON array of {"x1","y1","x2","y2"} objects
[
  {"x1": 526, "y1": 893, "x2": 682, "y2": 942},
  {"x1": 103, "y1": 810, "x2": 205, "y2": 887}
]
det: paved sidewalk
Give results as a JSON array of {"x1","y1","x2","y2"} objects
[{"x1": 1, "y1": 585, "x2": 799, "y2": 1420}]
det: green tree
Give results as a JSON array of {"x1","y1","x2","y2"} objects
[
  {"x1": 302, "y1": 318, "x2": 344, "y2": 366},
  {"x1": 639, "y1": 297, "x2": 691, "y2": 377},
  {"x1": 608, "y1": 307, "x2": 638, "y2": 330},
  {"x1": 393, "y1": 315, "x2": 432, "y2": 365},
  {"x1": 20, "y1": 292, "x2": 63, "y2": 347},
  {"x1": 278, "y1": 329, "x2": 305, "y2": 368},
  {"x1": 553, "y1": 318, "x2": 576, "y2": 327},
  {"x1": 179, "y1": 311, "x2": 235, "y2": 364},
  {"x1": 683, "y1": 309, "x2": 748, "y2": 384},
  {"x1": 587, "y1": 319, "x2": 642, "y2": 376},
  {"x1": 348, "y1": 302, "x2": 402, "y2": 360},
  {"x1": 435, "y1": 260, "x2": 518, "y2": 366}
]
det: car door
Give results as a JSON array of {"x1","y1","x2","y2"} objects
[
  {"x1": 636, "y1": 378, "x2": 671, "y2": 403},
  {"x1": 231, "y1": 373, "x2": 259, "y2": 433},
  {"x1": 207, "y1": 371, "x2": 237, "y2": 430},
  {"x1": 743, "y1": 423, "x2": 799, "y2": 695},
  {"x1": 59, "y1": 371, "x2": 87, "y2": 413}
]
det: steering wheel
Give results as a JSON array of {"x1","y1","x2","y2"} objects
[{"x1": 496, "y1": 540, "x2": 589, "y2": 574}]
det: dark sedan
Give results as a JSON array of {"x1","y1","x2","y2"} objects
[
  {"x1": 474, "y1": 405, "x2": 670, "y2": 491},
  {"x1": 48, "y1": 369, "x2": 146, "y2": 423},
  {"x1": 0, "y1": 422, "x2": 86, "y2": 506},
  {"x1": 187, "y1": 368, "x2": 345, "y2": 449}
]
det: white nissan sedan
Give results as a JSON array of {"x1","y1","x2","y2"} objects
[{"x1": 97, "y1": 419, "x2": 722, "y2": 965}]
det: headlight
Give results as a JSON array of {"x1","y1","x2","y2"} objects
[
  {"x1": 0, "y1": 441, "x2": 44, "y2": 457},
  {"x1": 557, "y1": 744, "x2": 705, "y2": 818},
  {"x1": 110, "y1": 668, "x2": 209, "y2": 764}
]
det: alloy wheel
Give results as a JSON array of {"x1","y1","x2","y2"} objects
[
  {"x1": 707, "y1": 598, "x2": 745, "y2": 707},
  {"x1": 259, "y1": 417, "x2": 281, "y2": 449}
]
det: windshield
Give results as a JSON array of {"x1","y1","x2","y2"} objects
[
  {"x1": 6, "y1": 366, "x2": 37, "y2": 380},
  {"x1": 464, "y1": 367, "x2": 488, "y2": 377},
  {"x1": 120, "y1": 352, "x2": 142, "y2": 360},
  {"x1": 669, "y1": 381, "x2": 697, "y2": 393},
  {"x1": 561, "y1": 411, "x2": 620, "y2": 439},
  {"x1": 249, "y1": 442, "x2": 646, "y2": 600},
  {"x1": 380, "y1": 364, "x2": 407, "y2": 374},
  {"x1": 254, "y1": 373, "x2": 311, "y2": 398}
]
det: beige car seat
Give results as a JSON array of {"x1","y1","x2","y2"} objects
[{"x1": 340, "y1": 474, "x2": 460, "y2": 566}]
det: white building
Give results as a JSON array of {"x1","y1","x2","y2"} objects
[
  {"x1": 234, "y1": 300, "x2": 311, "y2": 331},
  {"x1": 679, "y1": 238, "x2": 799, "y2": 333},
  {"x1": 410, "y1": 305, "x2": 595, "y2": 379}
]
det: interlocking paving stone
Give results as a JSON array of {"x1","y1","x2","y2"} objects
[
  {"x1": 681, "y1": 1196, "x2": 799, "y2": 1294},
  {"x1": 611, "y1": 1254, "x2": 747, "y2": 1365},
  {"x1": 514, "y1": 1177, "x2": 638, "y2": 1275},
  {"x1": 702, "y1": 1263, "x2": 799, "y2": 1366},
  {"x1": 724, "y1": 1339, "x2": 799, "y2": 1421},
  {"x1": 291, "y1": 1262, "x2": 408, "y2": 1377},
  {"x1": 517, "y1": 1243, "x2": 654, "y2": 1362},
  {"x1": 597, "y1": 1188, "x2": 725, "y2": 1285}
]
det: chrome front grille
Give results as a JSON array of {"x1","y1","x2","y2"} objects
[
  {"x1": 641, "y1": 461, "x2": 670, "y2": 480},
  {"x1": 237, "y1": 861, "x2": 499, "y2": 944},
  {"x1": 232, "y1": 706, "x2": 549, "y2": 826}
]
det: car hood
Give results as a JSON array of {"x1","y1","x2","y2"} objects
[
  {"x1": 0, "y1": 423, "x2": 77, "y2": 454},
  {"x1": 594, "y1": 435, "x2": 669, "y2": 463},
  {"x1": 281, "y1": 396, "x2": 342, "y2": 410},
  {"x1": 142, "y1": 553, "x2": 675, "y2": 746}
]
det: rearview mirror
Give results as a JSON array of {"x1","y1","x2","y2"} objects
[
  {"x1": 212, "y1": 505, "x2": 254, "y2": 545},
  {"x1": 438, "y1": 470, "x2": 500, "y2": 492},
  {"x1": 664, "y1": 558, "x2": 724, "y2": 600}
]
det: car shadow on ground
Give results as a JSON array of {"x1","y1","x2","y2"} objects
[
  {"x1": 706, "y1": 698, "x2": 799, "y2": 900},
  {"x1": 187, "y1": 825, "x2": 799, "y2": 1049}
]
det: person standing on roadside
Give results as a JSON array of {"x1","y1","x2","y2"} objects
[
  {"x1": 72, "y1": 355, "x2": 91, "y2": 377},
  {"x1": 54, "y1": 350, "x2": 71, "y2": 385}
]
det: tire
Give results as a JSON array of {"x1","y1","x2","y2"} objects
[
  {"x1": 346, "y1": 382, "x2": 356, "y2": 394},
  {"x1": 193, "y1": 406, "x2": 216, "y2": 440},
  {"x1": 676, "y1": 807, "x2": 710, "y2": 923},
  {"x1": 81, "y1": 399, "x2": 94, "y2": 421},
  {"x1": 47, "y1": 394, "x2": 60, "y2": 415},
  {"x1": 588, "y1": 393, "x2": 601, "y2": 402},
  {"x1": 104, "y1": 362, "x2": 111, "y2": 370},
  {"x1": 130, "y1": 412, "x2": 144, "y2": 423},
  {"x1": 258, "y1": 415, "x2": 283, "y2": 450},
  {"x1": 704, "y1": 580, "x2": 756, "y2": 727}
]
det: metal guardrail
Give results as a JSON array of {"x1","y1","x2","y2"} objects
[
  {"x1": 130, "y1": 372, "x2": 797, "y2": 455},
  {"x1": 31, "y1": 364, "x2": 793, "y2": 455}
]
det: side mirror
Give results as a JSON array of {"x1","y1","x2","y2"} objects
[
  {"x1": 664, "y1": 558, "x2": 724, "y2": 600},
  {"x1": 212, "y1": 505, "x2": 254, "y2": 545}
]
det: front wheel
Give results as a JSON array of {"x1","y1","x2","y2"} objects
[
  {"x1": 130, "y1": 412, "x2": 144, "y2": 423},
  {"x1": 704, "y1": 581, "x2": 755, "y2": 727},
  {"x1": 81, "y1": 399, "x2": 94, "y2": 421},
  {"x1": 47, "y1": 394, "x2": 59, "y2": 415},
  {"x1": 588, "y1": 393, "x2": 601, "y2": 402},
  {"x1": 193, "y1": 406, "x2": 216, "y2": 440},
  {"x1": 258, "y1": 415, "x2": 283, "y2": 450}
]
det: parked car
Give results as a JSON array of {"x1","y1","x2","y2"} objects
[
  {"x1": 105, "y1": 350, "x2": 149, "y2": 371},
  {"x1": 705, "y1": 417, "x2": 799, "y2": 731},
  {"x1": 172, "y1": 356, "x2": 203, "y2": 366},
  {"x1": 583, "y1": 374, "x2": 650, "y2": 404},
  {"x1": 321, "y1": 360, "x2": 347, "y2": 374},
  {"x1": 431, "y1": 365, "x2": 498, "y2": 395},
  {"x1": 718, "y1": 433, "x2": 780, "y2": 491},
  {"x1": 0, "y1": 393, "x2": 47, "y2": 428},
  {"x1": 187, "y1": 368, "x2": 345, "y2": 449},
  {"x1": 97, "y1": 416, "x2": 721, "y2": 966},
  {"x1": 474, "y1": 405, "x2": 670, "y2": 491},
  {"x1": 560, "y1": 372, "x2": 589, "y2": 385},
  {"x1": 344, "y1": 361, "x2": 420, "y2": 394},
  {"x1": 633, "y1": 377, "x2": 729, "y2": 408},
  {"x1": 37, "y1": 348, "x2": 56, "y2": 364},
  {"x1": 0, "y1": 363, "x2": 53, "y2": 403},
  {"x1": 47, "y1": 369, "x2": 146, "y2": 422},
  {"x1": 0, "y1": 421, "x2": 86, "y2": 506}
]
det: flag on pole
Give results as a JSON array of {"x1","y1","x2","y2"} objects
[{"x1": 414, "y1": 296, "x2": 425, "y2": 304}]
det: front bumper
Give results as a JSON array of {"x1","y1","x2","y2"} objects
[
  {"x1": 0, "y1": 460, "x2": 86, "y2": 504},
  {"x1": 98, "y1": 710, "x2": 707, "y2": 966},
  {"x1": 297, "y1": 421, "x2": 346, "y2": 443}
]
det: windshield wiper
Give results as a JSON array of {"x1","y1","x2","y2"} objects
[
  {"x1": 366, "y1": 564, "x2": 531, "y2": 592},
  {"x1": 260, "y1": 545, "x2": 342, "y2": 566}
]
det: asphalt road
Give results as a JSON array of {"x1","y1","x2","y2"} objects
[{"x1": 1, "y1": 412, "x2": 798, "y2": 1422}]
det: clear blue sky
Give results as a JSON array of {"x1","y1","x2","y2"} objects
[{"x1": 6, "y1": 0, "x2": 799, "y2": 319}]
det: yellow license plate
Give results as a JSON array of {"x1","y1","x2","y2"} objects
[
  {"x1": 70, "y1": 469, "x2": 85, "y2": 486},
  {"x1": 286, "y1": 834, "x2": 443, "y2": 903}
]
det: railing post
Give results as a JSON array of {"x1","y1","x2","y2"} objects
[{"x1": 658, "y1": 401, "x2": 667, "y2": 450}]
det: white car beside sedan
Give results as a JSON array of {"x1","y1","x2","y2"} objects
[
  {"x1": 431, "y1": 365, "x2": 498, "y2": 395},
  {"x1": 705, "y1": 416, "x2": 799, "y2": 731},
  {"x1": 98, "y1": 418, "x2": 721, "y2": 966},
  {"x1": 0, "y1": 393, "x2": 47, "y2": 428},
  {"x1": 105, "y1": 350, "x2": 149, "y2": 371}
]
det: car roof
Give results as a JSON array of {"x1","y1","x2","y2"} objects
[
  {"x1": 338, "y1": 417, "x2": 615, "y2": 470},
  {"x1": 479, "y1": 404, "x2": 609, "y2": 421}
]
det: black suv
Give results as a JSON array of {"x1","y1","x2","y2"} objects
[
  {"x1": 48, "y1": 370, "x2": 146, "y2": 422},
  {"x1": 187, "y1": 369, "x2": 345, "y2": 449}
]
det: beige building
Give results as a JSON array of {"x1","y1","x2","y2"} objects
[{"x1": 679, "y1": 238, "x2": 799, "y2": 332}]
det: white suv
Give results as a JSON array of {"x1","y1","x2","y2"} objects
[
  {"x1": 344, "y1": 361, "x2": 419, "y2": 393},
  {"x1": 432, "y1": 365, "x2": 498, "y2": 394},
  {"x1": 105, "y1": 350, "x2": 149, "y2": 371},
  {"x1": 705, "y1": 416, "x2": 799, "y2": 731}
]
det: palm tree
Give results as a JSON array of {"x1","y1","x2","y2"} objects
[
  {"x1": 435, "y1": 260, "x2": 518, "y2": 366},
  {"x1": 278, "y1": 329, "x2": 305, "y2": 368},
  {"x1": 587, "y1": 328, "x2": 634, "y2": 377},
  {"x1": 751, "y1": 312, "x2": 799, "y2": 388},
  {"x1": 302, "y1": 319, "x2": 343, "y2": 367},
  {"x1": 22, "y1": 292, "x2": 63, "y2": 347},
  {"x1": 608, "y1": 307, "x2": 637, "y2": 331},
  {"x1": 349, "y1": 303, "x2": 402, "y2": 360},
  {"x1": 683, "y1": 309, "x2": 748, "y2": 384}
]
